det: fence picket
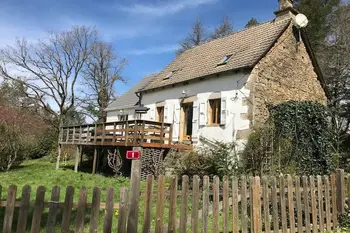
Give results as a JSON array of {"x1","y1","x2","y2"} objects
[
  {"x1": 16, "y1": 185, "x2": 31, "y2": 233},
  {"x1": 61, "y1": 186, "x2": 74, "y2": 233},
  {"x1": 295, "y1": 177, "x2": 303, "y2": 233},
  {"x1": 223, "y1": 176, "x2": 229, "y2": 233},
  {"x1": 103, "y1": 188, "x2": 114, "y2": 233},
  {"x1": 232, "y1": 177, "x2": 239, "y2": 233},
  {"x1": 192, "y1": 175, "x2": 200, "y2": 233},
  {"x1": 179, "y1": 175, "x2": 189, "y2": 233},
  {"x1": 30, "y1": 186, "x2": 46, "y2": 233},
  {"x1": 213, "y1": 176, "x2": 220, "y2": 233},
  {"x1": 143, "y1": 175, "x2": 153, "y2": 233},
  {"x1": 309, "y1": 176, "x2": 317, "y2": 233},
  {"x1": 262, "y1": 177, "x2": 270, "y2": 233},
  {"x1": 302, "y1": 176, "x2": 311, "y2": 233},
  {"x1": 203, "y1": 176, "x2": 210, "y2": 233},
  {"x1": 46, "y1": 186, "x2": 61, "y2": 233},
  {"x1": 75, "y1": 187, "x2": 88, "y2": 233},
  {"x1": 287, "y1": 175, "x2": 295, "y2": 233},
  {"x1": 241, "y1": 176, "x2": 248, "y2": 233},
  {"x1": 252, "y1": 177, "x2": 261, "y2": 233},
  {"x1": 271, "y1": 176, "x2": 278, "y2": 233},
  {"x1": 155, "y1": 175, "x2": 165, "y2": 233},
  {"x1": 330, "y1": 174, "x2": 337, "y2": 227},
  {"x1": 317, "y1": 176, "x2": 324, "y2": 233},
  {"x1": 117, "y1": 188, "x2": 129, "y2": 233},
  {"x1": 280, "y1": 176, "x2": 287, "y2": 233},
  {"x1": 89, "y1": 187, "x2": 101, "y2": 233},
  {"x1": 168, "y1": 176, "x2": 177, "y2": 233},
  {"x1": 324, "y1": 176, "x2": 331, "y2": 231},
  {"x1": 3, "y1": 185, "x2": 17, "y2": 233}
]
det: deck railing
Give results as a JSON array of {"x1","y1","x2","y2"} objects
[{"x1": 59, "y1": 120, "x2": 173, "y2": 147}]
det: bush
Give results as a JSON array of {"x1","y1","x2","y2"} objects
[
  {"x1": 27, "y1": 129, "x2": 58, "y2": 159},
  {"x1": 170, "y1": 140, "x2": 239, "y2": 178},
  {"x1": 242, "y1": 101, "x2": 336, "y2": 176}
]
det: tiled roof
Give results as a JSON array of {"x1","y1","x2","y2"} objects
[
  {"x1": 105, "y1": 73, "x2": 157, "y2": 111},
  {"x1": 142, "y1": 18, "x2": 291, "y2": 91}
]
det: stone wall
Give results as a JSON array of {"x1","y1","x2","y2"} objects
[{"x1": 249, "y1": 24, "x2": 327, "y2": 126}]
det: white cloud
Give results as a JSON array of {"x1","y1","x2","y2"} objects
[
  {"x1": 127, "y1": 44, "x2": 179, "y2": 55},
  {"x1": 119, "y1": 0, "x2": 217, "y2": 17}
]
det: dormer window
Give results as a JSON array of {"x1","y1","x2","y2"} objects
[
  {"x1": 163, "y1": 70, "x2": 176, "y2": 80},
  {"x1": 217, "y1": 54, "x2": 233, "y2": 66}
]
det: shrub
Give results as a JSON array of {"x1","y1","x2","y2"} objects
[
  {"x1": 170, "y1": 140, "x2": 239, "y2": 178},
  {"x1": 242, "y1": 101, "x2": 336, "y2": 176}
]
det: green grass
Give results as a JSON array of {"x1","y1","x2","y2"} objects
[
  {"x1": 0, "y1": 160, "x2": 240, "y2": 233},
  {"x1": 0, "y1": 160, "x2": 184, "y2": 232}
]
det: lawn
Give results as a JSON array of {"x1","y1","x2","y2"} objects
[{"x1": 0, "y1": 160, "x2": 156, "y2": 232}]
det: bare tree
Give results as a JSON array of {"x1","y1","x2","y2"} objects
[
  {"x1": 176, "y1": 19, "x2": 208, "y2": 56},
  {"x1": 211, "y1": 16, "x2": 233, "y2": 39},
  {"x1": 0, "y1": 26, "x2": 97, "y2": 131},
  {"x1": 81, "y1": 42, "x2": 127, "y2": 122}
]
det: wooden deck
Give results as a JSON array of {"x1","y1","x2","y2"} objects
[{"x1": 59, "y1": 120, "x2": 192, "y2": 149}]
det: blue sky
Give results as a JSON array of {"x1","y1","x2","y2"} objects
[{"x1": 0, "y1": 0, "x2": 279, "y2": 95}]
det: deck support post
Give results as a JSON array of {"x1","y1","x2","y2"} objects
[
  {"x1": 74, "y1": 146, "x2": 80, "y2": 172},
  {"x1": 55, "y1": 144, "x2": 61, "y2": 170},
  {"x1": 92, "y1": 147, "x2": 97, "y2": 175}
]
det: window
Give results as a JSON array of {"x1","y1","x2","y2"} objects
[
  {"x1": 209, "y1": 99, "x2": 221, "y2": 125},
  {"x1": 217, "y1": 54, "x2": 233, "y2": 66},
  {"x1": 119, "y1": 114, "x2": 128, "y2": 121},
  {"x1": 157, "y1": 106, "x2": 164, "y2": 122}
]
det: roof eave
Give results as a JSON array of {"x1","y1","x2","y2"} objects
[
  {"x1": 138, "y1": 66, "x2": 253, "y2": 93},
  {"x1": 300, "y1": 29, "x2": 331, "y2": 100}
]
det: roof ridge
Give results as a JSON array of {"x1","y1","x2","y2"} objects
[{"x1": 179, "y1": 18, "x2": 291, "y2": 56}]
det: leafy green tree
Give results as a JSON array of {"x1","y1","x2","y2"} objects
[
  {"x1": 294, "y1": 0, "x2": 340, "y2": 50},
  {"x1": 245, "y1": 18, "x2": 259, "y2": 28}
]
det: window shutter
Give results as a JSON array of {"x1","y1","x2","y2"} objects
[
  {"x1": 172, "y1": 104, "x2": 180, "y2": 141},
  {"x1": 220, "y1": 97, "x2": 227, "y2": 125},
  {"x1": 199, "y1": 102, "x2": 206, "y2": 126},
  {"x1": 192, "y1": 103, "x2": 199, "y2": 141},
  {"x1": 164, "y1": 105, "x2": 169, "y2": 123},
  {"x1": 149, "y1": 106, "x2": 156, "y2": 121}
]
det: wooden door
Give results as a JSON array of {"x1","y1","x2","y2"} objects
[{"x1": 180, "y1": 103, "x2": 193, "y2": 141}]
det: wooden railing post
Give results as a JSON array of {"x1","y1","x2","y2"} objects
[
  {"x1": 102, "y1": 123, "x2": 106, "y2": 145},
  {"x1": 125, "y1": 121, "x2": 129, "y2": 146},
  {"x1": 79, "y1": 126, "x2": 82, "y2": 144},
  {"x1": 94, "y1": 124, "x2": 97, "y2": 144},
  {"x1": 336, "y1": 169, "x2": 345, "y2": 214}
]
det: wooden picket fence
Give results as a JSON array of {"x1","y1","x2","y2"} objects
[{"x1": 0, "y1": 169, "x2": 348, "y2": 233}]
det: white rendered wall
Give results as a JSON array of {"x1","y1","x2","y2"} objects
[{"x1": 141, "y1": 71, "x2": 252, "y2": 145}]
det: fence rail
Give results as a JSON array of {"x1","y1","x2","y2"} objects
[{"x1": 0, "y1": 170, "x2": 348, "y2": 233}]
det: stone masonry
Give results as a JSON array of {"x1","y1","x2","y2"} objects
[{"x1": 241, "y1": 23, "x2": 327, "y2": 136}]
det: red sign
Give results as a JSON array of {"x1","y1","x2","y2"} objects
[{"x1": 126, "y1": 150, "x2": 140, "y2": 160}]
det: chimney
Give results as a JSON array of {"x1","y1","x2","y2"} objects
[{"x1": 274, "y1": 0, "x2": 297, "y2": 21}]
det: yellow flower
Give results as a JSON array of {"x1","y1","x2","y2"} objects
[{"x1": 115, "y1": 210, "x2": 119, "y2": 217}]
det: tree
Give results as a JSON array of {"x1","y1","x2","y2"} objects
[
  {"x1": 176, "y1": 19, "x2": 208, "y2": 55},
  {"x1": 0, "y1": 26, "x2": 97, "y2": 131},
  {"x1": 245, "y1": 18, "x2": 259, "y2": 28},
  {"x1": 210, "y1": 16, "x2": 233, "y2": 39},
  {"x1": 319, "y1": 4, "x2": 350, "y2": 154},
  {"x1": 0, "y1": 83, "x2": 48, "y2": 170},
  {"x1": 294, "y1": 0, "x2": 341, "y2": 50},
  {"x1": 81, "y1": 42, "x2": 127, "y2": 122}
]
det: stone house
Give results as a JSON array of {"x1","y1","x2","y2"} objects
[{"x1": 106, "y1": 0, "x2": 328, "y2": 149}]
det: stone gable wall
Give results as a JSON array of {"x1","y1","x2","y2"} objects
[{"x1": 248, "y1": 24, "x2": 327, "y2": 126}]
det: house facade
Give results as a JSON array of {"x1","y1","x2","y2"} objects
[{"x1": 106, "y1": 0, "x2": 327, "y2": 149}]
